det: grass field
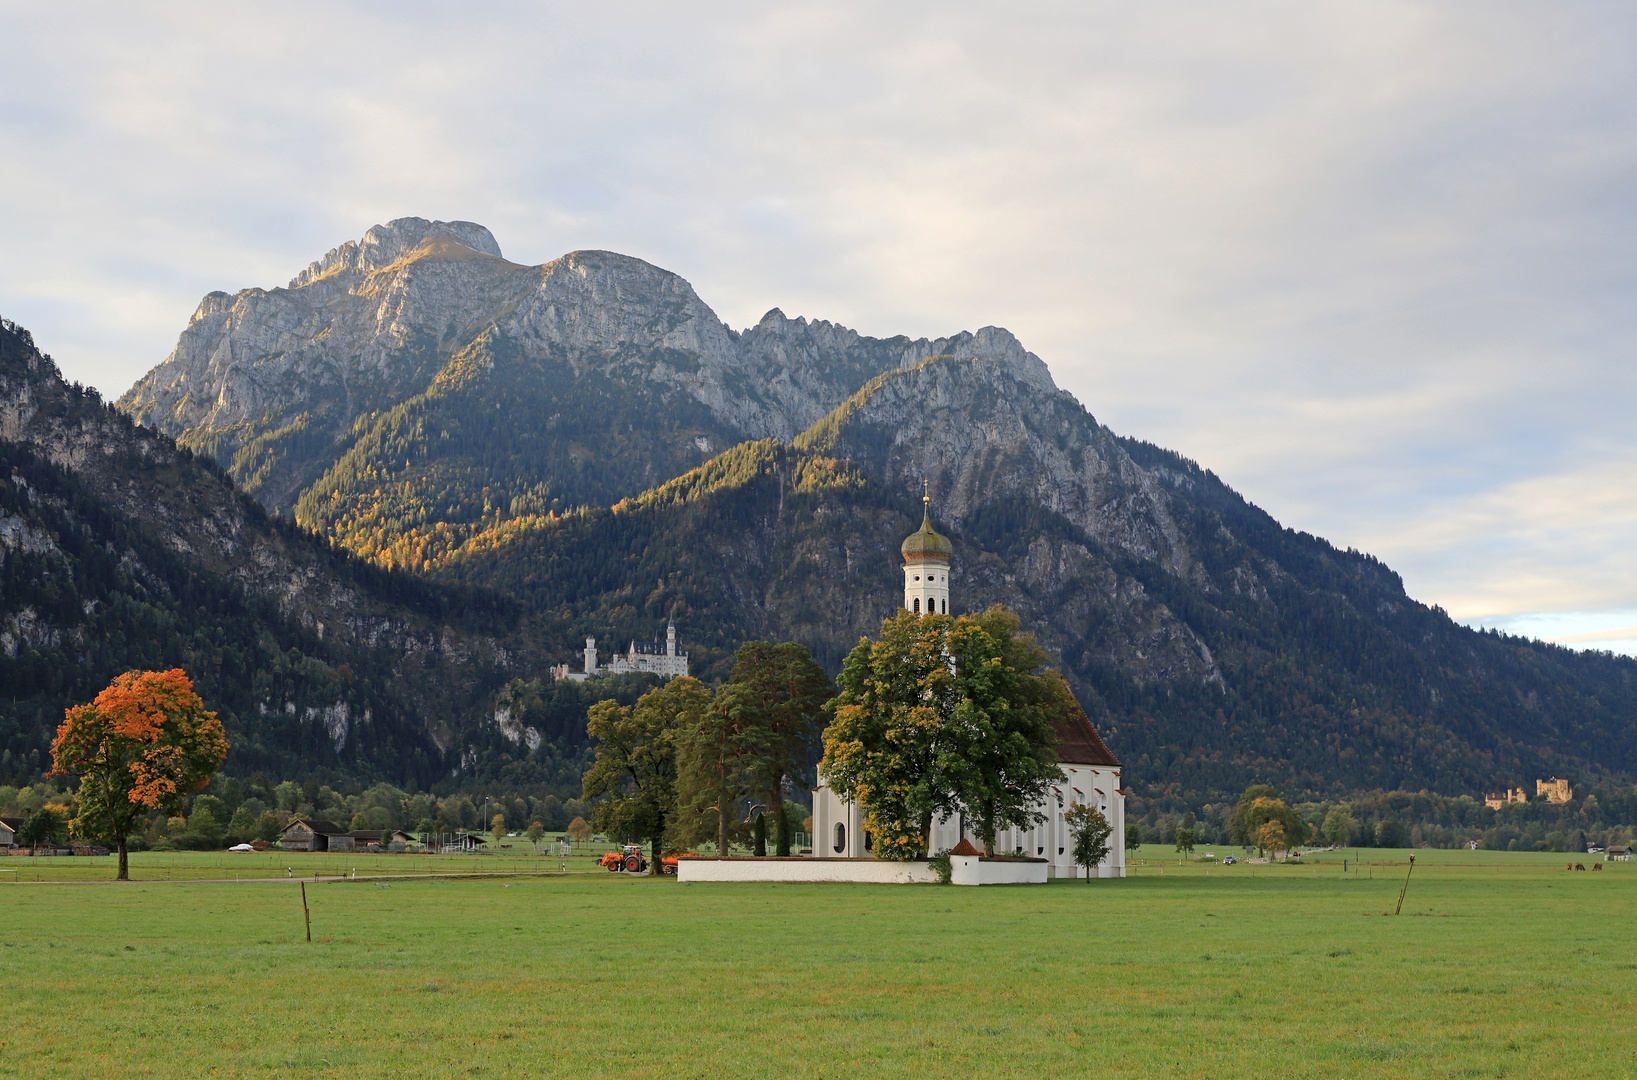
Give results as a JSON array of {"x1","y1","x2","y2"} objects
[{"x1": 2, "y1": 846, "x2": 1631, "y2": 1079}]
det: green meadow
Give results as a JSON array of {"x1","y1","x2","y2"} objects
[{"x1": 1, "y1": 847, "x2": 1631, "y2": 1079}]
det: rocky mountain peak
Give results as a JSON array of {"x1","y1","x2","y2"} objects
[{"x1": 288, "y1": 217, "x2": 504, "y2": 289}]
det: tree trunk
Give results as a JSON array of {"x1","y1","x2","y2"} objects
[
  {"x1": 117, "y1": 839, "x2": 129, "y2": 881},
  {"x1": 718, "y1": 797, "x2": 730, "y2": 857},
  {"x1": 650, "y1": 833, "x2": 663, "y2": 876}
]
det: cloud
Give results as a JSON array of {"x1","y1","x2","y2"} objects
[{"x1": 1, "y1": 1, "x2": 1634, "y2": 641}]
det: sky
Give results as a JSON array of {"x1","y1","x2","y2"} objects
[{"x1": 2, "y1": 2, "x2": 1634, "y2": 654}]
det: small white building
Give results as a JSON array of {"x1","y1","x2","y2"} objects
[
  {"x1": 555, "y1": 620, "x2": 689, "y2": 681},
  {"x1": 811, "y1": 496, "x2": 1128, "y2": 878}
]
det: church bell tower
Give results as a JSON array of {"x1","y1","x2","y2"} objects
[{"x1": 901, "y1": 488, "x2": 952, "y2": 615}]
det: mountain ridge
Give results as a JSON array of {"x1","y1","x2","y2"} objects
[{"x1": 102, "y1": 219, "x2": 1637, "y2": 804}]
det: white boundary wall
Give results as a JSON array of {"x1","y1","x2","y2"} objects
[
  {"x1": 677, "y1": 857, "x2": 1048, "y2": 885},
  {"x1": 677, "y1": 858, "x2": 939, "y2": 884},
  {"x1": 951, "y1": 855, "x2": 1049, "y2": 885}
]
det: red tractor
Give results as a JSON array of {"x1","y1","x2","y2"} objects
[{"x1": 597, "y1": 844, "x2": 647, "y2": 873}]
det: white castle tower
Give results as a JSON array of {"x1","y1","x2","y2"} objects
[{"x1": 901, "y1": 491, "x2": 952, "y2": 616}]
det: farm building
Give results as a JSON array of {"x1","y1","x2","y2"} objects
[
  {"x1": 1608, "y1": 846, "x2": 1632, "y2": 862},
  {"x1": 0, "y1": 815, "x2": 20, "y2": 848},
  {"x1": 279, "y1": 819, "x2": 352, "y2": 852},
  {"x1": 350, "y1": 830, "x2": 384, "y2": 849}
]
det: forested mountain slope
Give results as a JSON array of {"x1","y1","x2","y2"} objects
[
  {"x1": 423, "y1": 360, "x2": 1637, "y2": 805},
  {"x1": 109, "y1": 221, "x2": 1637, "y2": 804},
  {"x1": 0, "y1": 318, "x2": 576, "y2": 786}
]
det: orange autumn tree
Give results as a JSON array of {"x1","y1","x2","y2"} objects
[{"x1": 52, "y1": 669, "x2": 229, "y2": 880}]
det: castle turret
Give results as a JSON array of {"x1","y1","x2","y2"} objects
[
  {"x1": 584, "y1": 636, "x2": 598, "y2": 675},
  {"x1": 666, "y1": 619, "x2": 678, "y2": 656},
  {"x1": 901, "y1": 492, "x2": 952, "y2": 616}
]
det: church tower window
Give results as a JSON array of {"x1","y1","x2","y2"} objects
[
  {"x1": 833, "y1": 823, "x2": 846, "y2": 854},
  {"x1": 913, "y1": 598, "x2": 920, "y2": 613}
]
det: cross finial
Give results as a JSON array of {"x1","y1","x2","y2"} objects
[{"x1": 923, "y1": 477, "x2": 929, "y2": 506}]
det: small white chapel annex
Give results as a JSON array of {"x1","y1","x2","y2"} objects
[{"x1": 810, "y1": 495, "x2": 1128, "y2": 878}]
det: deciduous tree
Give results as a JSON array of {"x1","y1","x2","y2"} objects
[
  {"x1": 51, "y1": 669, "x2": 228, "y2": 880},
  {"x1": 1175, "y1": 828, "x2": 1195, "y2": 857},
  {"x1": 19, "y1": 805, "x2": 69, "y2": 848},
  {"x1": 582, "y1": 677, "x2": 706, "y2": 874},
  {"x1": 820, "y1": 606, "x2": 1061, "y2": 860},
  {"x1": 1322, "y1": 807, "x2": 1356, "y2": 847},
  {"x1": 1229, "y1": 786, "x2": 1308, "y2": 856},
  {"x1": 1257, "y1": 820, "x2": 1289, "y2": 860},
  {"x1": 1065, "y1": 803, "x2": 1112, "y2": 881}
]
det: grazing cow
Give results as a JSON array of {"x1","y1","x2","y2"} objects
[
  {"x1": 1575, "y1": 863, "x2": 1586, "y2": 871},
  {"x1": 1593, "y1": 863, "x2": 1602, "y2": 871}
]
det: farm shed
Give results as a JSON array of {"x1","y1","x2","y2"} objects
[{"x1": 279, "y1": 819, "x2": 351, "y2": 852}]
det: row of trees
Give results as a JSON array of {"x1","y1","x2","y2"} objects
[
  {"x1": 581, "y1": 640, "x2": 831, "y2": 872},
  {"x1": 577, "y1": 607, "x2": 1112, "y2": 873}
]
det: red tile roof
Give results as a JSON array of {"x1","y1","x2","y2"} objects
[
  {"x1": 1052, "y1": 701, "x2": 1122, "y2": 767},
  {"x1": 949, "y1": 838, "x2": 982, "y2": 856}
]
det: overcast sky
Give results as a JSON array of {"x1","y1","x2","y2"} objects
[{"x1": 3, "y1": 2, "x2": 1634, "y2": 653}]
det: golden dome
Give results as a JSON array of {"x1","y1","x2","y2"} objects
[{"x1": 901, "y1": 497, "x2": 952, "y2": 562}]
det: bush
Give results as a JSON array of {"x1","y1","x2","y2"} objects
[{"x1": 928, "y1": 851, "x2": 952, "y2": 885}]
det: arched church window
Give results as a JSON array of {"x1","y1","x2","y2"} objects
[
  {"x1": 913, "y1": 598, "x2": 920, "y2": 613},
  {"x1": 864, "y1": 831, "x2": 873, "y2": 852},
  {"x1": 833, "y1": 823, "x2": 846, "y2": 854},
  {"x1": 941, "y1": 599, "x2": 946, "y2": 614}
]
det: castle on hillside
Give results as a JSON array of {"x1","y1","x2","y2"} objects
[
  {"x1": 553, "y1": 620, "x2": 689, "y2": 681},
  {"x1": 1484, "y1": 778, "x2": 1574, "y2": 810},
  {"x1": 811, "y1": 494, "x2": 1128, "y2": 878}
]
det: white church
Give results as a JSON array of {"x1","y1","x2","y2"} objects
[
  {"x1": 810, "y1": 496, "x2": 1128, "y2": 879},
  {"x1": 554, "y1": 619, "x2": 690, "y2": 681}
]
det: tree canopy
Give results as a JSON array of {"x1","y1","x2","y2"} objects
[
  {"x1": 1066, "y1": 803, "x2": 1112, "y2": 881},
  {"x1": 820, "y1": 605, "x2": 1063, "y2": 860},
  {"x1": 1228, "y1": 785, "x2": 1309, "y2": 855},
  {"x1": 582, "y1": 676, "x2": 707, "y2": 873},
  {"x1": 669, "y1": 639, "x2": 829, "y2": 855},
  {"x1": 51, "y1": 669, "x2": 228, "y2": 879}
]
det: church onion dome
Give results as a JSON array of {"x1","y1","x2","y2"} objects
[{"x1": 901, "y1": 500, "x2": 953, "y2": 563}]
